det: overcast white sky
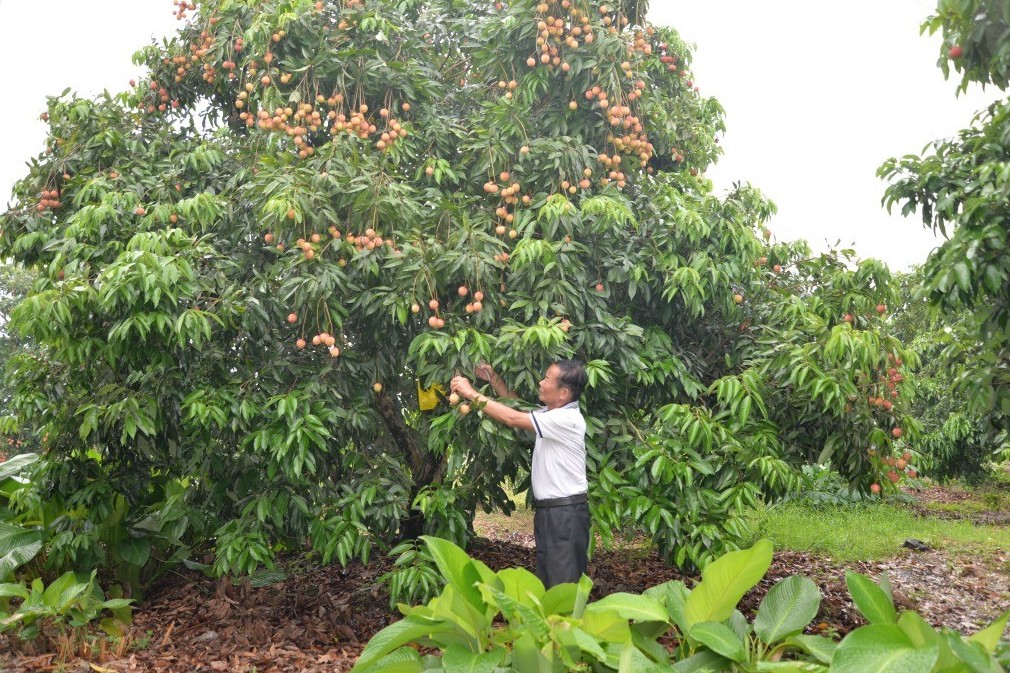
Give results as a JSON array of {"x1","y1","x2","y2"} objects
[{"x1": 0, "y1": 1, "x2": 1001, "y2": 270}]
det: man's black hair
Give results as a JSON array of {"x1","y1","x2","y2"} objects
[{"x1": 555, "y1": 359, "x2": 588, "y2": 401}]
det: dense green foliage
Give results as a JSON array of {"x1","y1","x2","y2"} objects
[
  {"x1": 0, "y1": 263, "x2": 38, "y2": 457},
  {"x1": 882, "y1": 0, "x2": 1010, "y2": 442},
  {"x1": 889, "y1": 269, "x2": 1010, "y2": 481},
  {"x1": 0, "y1": 0, "x2": 911, "y2": 592}
]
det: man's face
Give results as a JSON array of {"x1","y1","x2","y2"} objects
[{"x1": 538, "y1": 364, "x2": 570, "y2": 408}]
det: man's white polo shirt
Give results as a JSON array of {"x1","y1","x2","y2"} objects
[{"x1": 529, "y1": 401, "x2": 587, "y2": 500}]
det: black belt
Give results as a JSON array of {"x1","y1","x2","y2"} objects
[{"x1": 533, "y1": 493, "x2": 588, "y2": 509}]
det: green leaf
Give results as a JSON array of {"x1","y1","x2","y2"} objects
[
  {"x1": 631, "y1": 622, "x2": 674, "y2": 661},
  {"x1": 896, "y1": 611, "x2": 937, "y2": 648},
  {"x1": 844, "y1": 572, "x2": 897, "y2": 624},
  {"x1": 350, "y1": 616, "x2": 453, "y2": 673},
  {"x1": 0, "y1": 523, "x2": 44, "y2": 580},
  {"x1": 571, "y1": 626, "x2": 609, "y2": 661},
  {"x1": 511, "y1": 630, "x2": 551, "y2": 673},
  {"x1": 0, "y1": 453, "x2": 38, "y2": 481},
  {"x1": 573, "y1": 573, "x2": 593, "y2": 618},
  {"x1": 754, "y1": 576, "x2": 821, "y2": 645},
  {"x1": 540, "y1": 581, "x2": 577, "y2": 616},
  {"x1": 362, "y1": 647, "x2": 423, "y2": 673},
  {"x1": 41, "y1": 571, "x2": 91, "y2": 612},
  {"x1": 617, "y1": 641, "x2": 674, "y2": 673},
  {"x1": 442, "y1": 644, "x2": 503, "y2": 673},
  {"x1": 421, "y1": 536, "x2": 485, "y2": 613},
  {"x1": 582, "y1": 604, "x2": 634, "y2": 645},
  {"x1": 644, "y1": 580, "x2": 690, "y2": 631},
  {"x1": 968, "y1": 609, "x2": 1010, "y2": 653},
  {"x1": 496, "y1": 567, "x2": 544, "y2": 608},
  {"x1": 952, "y1": 262, "x2": 970, "y2": 293},
  {"x1": 672, "y1": 649, "x2": 732, "y2": 673},
  {"x1": 690, "y1": 621, "x2": 747, "y2": 663},
  {"x1": 99, "y1": 617, "x2": 128, "y2": 639},
  {"x1": 785, "y1": 635, "x2": 837, "y2": 664},
  {"x1": 427, "y1": 584, "x2": 486, "y2": 645},
  {"x1": 831, "y1": 624, "x2": 938, "y2": 673},
  {"x1": 944, "y1": 632, "x2": 994, "y2": 670},
  {"x1": 685, "y1": 539, "x2": 773, "y2": 628},
  {"x1": 116, "y1": 538, "x2": 151, "y2": 567},
  {"x1": 0, "y1": 583, "x2": 29, "y2": 599},
  {"x1": 753, "y1": 662, "x2": 827, "y2": 672},
  {"x1": 586, "y1": 592, "x2": 668, "y2": 623},
  {"x1": 759, "y1": 658, "x2": 828, "y2": 670}
]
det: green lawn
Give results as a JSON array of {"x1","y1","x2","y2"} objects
[{"x1": 749, "y1": 501, "x2": 1010, "y2": 562}]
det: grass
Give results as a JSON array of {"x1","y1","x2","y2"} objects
[
  {"x1": 749, "y1": 501, "x2": 1010, "y2": 562},
  {"x1": 921, "y1": 499, "x2": 990, "y2": 516}
]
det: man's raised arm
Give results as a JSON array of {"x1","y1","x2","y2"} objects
[{"x1": 450, "y1": 374, "x2": 534, "y2": 433}]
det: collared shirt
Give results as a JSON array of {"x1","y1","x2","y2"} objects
[{"x1": 529, "y1": 401, "x2": 587, "y2": 500}]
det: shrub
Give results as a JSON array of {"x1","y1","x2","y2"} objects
[{"x1": 352, "y1": 536, "x2": 1010, "y2": 673}]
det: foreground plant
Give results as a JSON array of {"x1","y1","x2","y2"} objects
[
  {"x1": 353, "y1": 536, "x2": 1009, "y2": 673},
  {"x1": 0, "y1": 569, "x2": 133, "y2": 645}
]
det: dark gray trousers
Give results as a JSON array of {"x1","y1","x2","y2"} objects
[{"x1": 533, "y1": 501, "x2": 590, "y2": 588}]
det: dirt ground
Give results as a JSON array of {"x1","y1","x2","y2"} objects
[{"x1": 2, "y1": 486, "x2": 1008, "y2": 673}]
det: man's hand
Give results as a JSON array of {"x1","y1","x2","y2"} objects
[
  {"x1": 450, "y1": 375, "x2": 478, "y2": 401},
  {"x1": 474, "y1": 363, "x2": 496, "y2": 383},
  {"x1": 473, "y1": 362, "x2": 518, "y2": 399}
]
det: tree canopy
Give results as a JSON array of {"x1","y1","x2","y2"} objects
[{"x1": 0, "y1": 0, "x2": 913, "y2": 590}]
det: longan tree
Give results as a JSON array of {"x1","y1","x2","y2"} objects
[
  {"x1": 0, "y1": 0, "x2": 912, "y2": 584},
  {"x1": 880, "y1": 0, "x2": 1010, "y2": 440}
]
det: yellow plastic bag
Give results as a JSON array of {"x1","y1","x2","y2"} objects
[{"x1": 417, "y1": 381, "x2": 446, "y2": 411}]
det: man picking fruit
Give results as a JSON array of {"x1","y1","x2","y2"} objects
[{"x1": 450, "y1": 360, "x2": 589, "y2": 588}]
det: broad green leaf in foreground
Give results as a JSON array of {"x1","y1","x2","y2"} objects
[
  {"x1": 684, "y1": 539, "x2": 773, "y2": 628},
  {"x1": 754, "y1": 575, "x2": 821, "y2": 645},
  {"x1": 844, "y1": 572, "x2": 897, "y2": 625},
  {"x1": 690, "y1": 621, "x2": 747, "y2": 663},
  {"x1": 832, "y1": 624, "x2": 939, "y2": 673},
  {"x1": 587, "y1": 592, "x2": 668, "y2": 623}
]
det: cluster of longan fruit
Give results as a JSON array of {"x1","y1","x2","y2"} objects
[
  {"x1": 294, "y1": 330, "x2": 341, "y2": 358},
  {"x1": 868, "y1": 449, "x2": 917, "y2": 493},
  {"x1": 264, "y1": 226, "x2": 397, "y2": 262},
  {"x1": 136, "y1": 80, "x2": 178, "y2": 115},
  {"x1": 596, "y1": 153, "x2": 628, "y2": 189},
  {"x1": 164, "y1": 29, "x2": 216, "y2": 84},
  {"x1": 413, "y1": 285, "x2": 487, "y2": 330},
  {"x1": 418, "y1": 299, "x2": 447, "y2": 330},
  {"x1": 629, "y1": 28, "x2": 655, "y2": 56},
  {"x1": 35, "y1": 188, "x2": 62, "y2": 213},
  {"x1": 172, "y1": 0, "x2": 196, "y2": 21},
  {"x1": 525, "y1": 3, "x2": 595, "y2": 72},
  {"x1": 373, "y1": 108, "x2": 409, "y2": 151},
  {"x1": 483, "y1": 171, "x2": 528, "y2": 238}
]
